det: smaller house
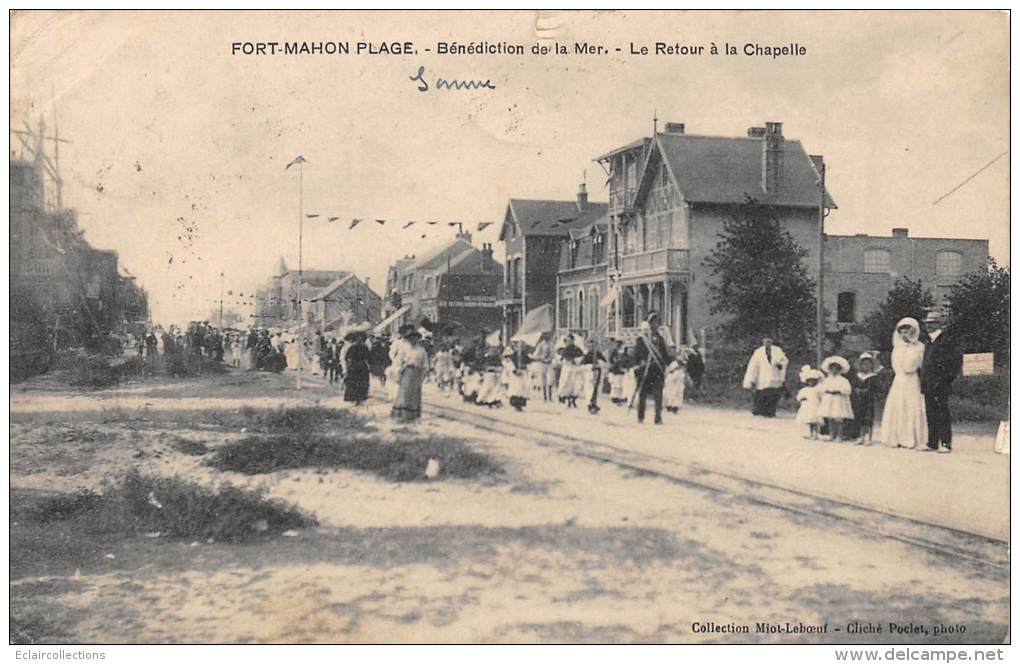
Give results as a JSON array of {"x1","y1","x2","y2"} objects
[
  {"x1": 496, "y1": 185, "x2": 608, "y2": 342},
  {"x1": 378, "y1": 233, "x2": 502, "y2": 339},
  {"x1": 309, "y1": 273, "x2": 381, "y2": 331}
]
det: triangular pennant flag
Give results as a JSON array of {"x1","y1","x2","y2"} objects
[
  {"x1": 375, "y1": 219, "x2": 386, "y2": 225},
  {"x1": 285, "y1": 155, "x2": 306, "y2": 170},
  {"x1": 402, "y1": 222, "x2": 415, "y2": 229},
  {"x1": 349, "y1": 219, "x2": 362, "y2": 230},
  {"x1": 426, "y1": 222, "x2": 438, "y2": 225},
  {"x1": 327, "y1": 217, "x2": 339, "y2": 223},
  {"x1": 477, "y1": 222, "x2": 493, "y2": 231},
  {"x1": 305, "y1": 214, "x2": 320, "y2": 218},
  {"x1": 448, "y1": 222, "x2": 459, "y2": 227}
]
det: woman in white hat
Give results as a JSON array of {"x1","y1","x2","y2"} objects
[
  {"x1": 880, "y1": 317, "x2": 928, "y2": 449},
  {"x1": 817, "y1": 355, "x2": 854, "y2": 441}
]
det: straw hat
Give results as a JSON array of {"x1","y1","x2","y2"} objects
[{"x1": 822, "y1": 355, "x2": 850, "y2": 375}]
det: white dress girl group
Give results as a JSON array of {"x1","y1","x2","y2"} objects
[
  {"x1": 796, "y1": 317, "x2": 932, "y2": 450},
  {"x1": 796, "y1": 356, "x2": 854, "y2": 440}
]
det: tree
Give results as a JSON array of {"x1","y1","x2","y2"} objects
[
  {"x1": 946, "y1": 259, "x2": 1009, "y2": 362},
  {"x1": 703, "y1": 199, "x2": 817, "y2": 355},
  {"x1": 856, "y1": 277, "x2": 934, "y2": 351}
]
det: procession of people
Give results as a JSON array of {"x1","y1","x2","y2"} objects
[{"x1": 132, "y1": 305, "x2": 965, "y2": 454}]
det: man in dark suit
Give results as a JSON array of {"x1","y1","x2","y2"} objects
[
  {"x1": 921, "y1": 310, "x2": 962, "y2": 453},
  {"x1": 632, "y1": 311, "x2": 670, "y2": 425}
]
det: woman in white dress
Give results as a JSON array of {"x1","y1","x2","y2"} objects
[{"x1": 880, "y1": 317, "x2": 928, "y2": 449}]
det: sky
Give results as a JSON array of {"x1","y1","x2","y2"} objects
[{"x1": 10, "y1": 10, "x2": 1009, "y2": 326}]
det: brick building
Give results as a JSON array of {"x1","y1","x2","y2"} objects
[
  {"x1": 378, "y1": 234, "x2": 502, "y2": 339},
  {"x1": 495, "y1": 188, "x2": 607, "y2": 342},
  {"x1": 823, "y1": 228, "x2": 989, "y2": 330}
]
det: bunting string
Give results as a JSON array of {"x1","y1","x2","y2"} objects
[{"x1": 299, "y1": 215, "x2": 496, "y2": 233}]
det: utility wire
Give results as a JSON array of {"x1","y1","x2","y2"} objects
[{"x1": 931, "y1": 149, "x2": 1008, "y2": 206}]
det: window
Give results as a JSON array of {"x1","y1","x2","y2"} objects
[
  {"x1": 863, "y1": 249, "x2": 891, "y2": 274},
  {"x1": 589, "y1": 287, "x2": 599, "y2": 330},
  {"x1": 622, "y1": 288, "x2": 636, "y2": 328},
  {"x1": 562, "y1": 289, "x2": 574, "y2": 328},
  {"x1": 592, "y1": 233, "x2": 605, "y2": 264},
  {"x1": 837, "y1": 292, "x2": 856, "y2": 323},
  {"x1": 936, "y1": 251, "x2": 963, "y2": 279},
  {"x1": 577, "y1": 290, "x2": 585, "y2": 329}
]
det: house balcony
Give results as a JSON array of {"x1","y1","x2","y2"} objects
[
  {"x1": 608, "y1": 187, "x2": 638, "y2": 217},
  {"x1": 495, "y1": 283, "x2": 523, "y2": 306},
  {"x1": 618, "y1": 248, "x2": 689, "y2": 283}
]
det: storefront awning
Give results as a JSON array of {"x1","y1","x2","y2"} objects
[{"x1": 373, "y1": 305, "x2": 410, "y2": 334}]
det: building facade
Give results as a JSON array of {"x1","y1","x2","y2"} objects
[
  {"x1": 823, "y1": 229, "x2": 989, "y2": 330},
  {"x1": 253, "y1": 258, "x2": 353, "y2": 328},
  {"x1": 309, "y1": 273, "x2": 381, "y2": 331},
  {"x1": 379, "y1": 234, "x2": 502, "y2": 339},
  {"x1": 496, "y1": 188, "x2": 607, "y2": 342},
  {"x1": 554, "y1": 121, "x2": 989, "y2": 348},
  {"x1": 11, "y1": 151, "x2": 148, "y2": 355},
  {"x1": 558, "y1": 121, "x2": 833, "y2": 345}
]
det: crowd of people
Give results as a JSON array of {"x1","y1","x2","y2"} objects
[
  {"x1": 757, "y1": 310, "x2": 962, "y2": 453},
  {"x1": 366, "y1": 310, "x2": 707, "y2": 426},
  {"x1": 131, "y1": 308, "x2": 964, "y2": 454}
]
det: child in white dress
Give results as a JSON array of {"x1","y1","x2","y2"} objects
[
  {"x1": 817, "y1": 356, "x2": 854, "y2": 442},
  {"x1": 795, "y1": 365, "x2": 823, "y2": 440},
  {"x1": 663, "y1": 354, "x2": 688, "y2": 413}
]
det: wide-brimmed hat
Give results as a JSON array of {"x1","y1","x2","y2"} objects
[
  {"x1": 856, "y1": 351, "x2": 883, "y2": 373},
  {"x1": 822, "y1": 355, "x2": 850, "y2": 375},
  {"x1": 922, "y1": 309, "x2": 946, "y2": 325}
]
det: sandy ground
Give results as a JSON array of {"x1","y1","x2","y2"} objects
[{"x1": 9, "y1": 369, "x2": 1010, "y2": 644}]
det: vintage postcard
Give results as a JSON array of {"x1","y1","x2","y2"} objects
[{"x1": 8, "y1": 9, "x2": 1010, "y2": 650}]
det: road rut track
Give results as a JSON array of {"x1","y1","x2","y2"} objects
[{"x1": 421, "y1": 396, "x2": 1009, "y2": 571}]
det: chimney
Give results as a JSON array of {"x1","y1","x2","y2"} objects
[
  {"x1": 762, "y1": 121, "x2": 784, "y2": 193},
  {"x1": 576, "y1": 182, "x2": 588, "y2": 211},
  {"x1": 892, "y1": 228, "x2": 909, "y2": 238},
  {"x1": 664, "y1": 122, "x2": 685, "y2": 134},
  {"x1": 482, "y1": 242, "x2": 494, "y2": 261},
  {"x1": 456, "y1": 230, "x2": 473, "y2": 244},
  {"x1": 747, "y1": 126, "x2": 766, "y2": 138}
]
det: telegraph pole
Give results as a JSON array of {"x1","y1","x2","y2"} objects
[
  {"x1": 816, "y1": 158, "x2": 826, "y2": 368},
  {"x1": 219, "y1": 271, "x2": 225, "y2": 328}
]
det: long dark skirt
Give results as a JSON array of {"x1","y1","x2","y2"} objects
[
  {"x1": 752, "y1": 387, "x2": 782, "y2": 417},
  {"x1": 391, "y1": 366, "x2": 424, "y2": 422},
  {"x1": 345, "y1": 363, "x2": 371, "y2": 403}
]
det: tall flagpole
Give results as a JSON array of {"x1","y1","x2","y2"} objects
[{"x1": 297, "y1": 159, "x2": 304, "y2": 391}]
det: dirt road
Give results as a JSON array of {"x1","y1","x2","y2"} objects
[{"x1": 9, "y1": 370, "x2": 1010, "y2": 644}]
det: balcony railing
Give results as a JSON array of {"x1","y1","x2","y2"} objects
[
  {"x1": 609, "y1": 186, "x2": 638, "y2": 216},
  {"x1": 619, "y1": 248, "x2": 689, "y2": 275},
  {"x1": 496, "y1": 283, "x2": 523, "y2": 303}
]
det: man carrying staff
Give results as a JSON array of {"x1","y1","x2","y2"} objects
[
  {"x1": 631, "y1": 311, "x2": 670, "y2": 425},
  {"x1": 742, "y1": 335, "x2": 789, "y2": 417}
]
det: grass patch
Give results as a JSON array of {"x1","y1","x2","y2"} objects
[
  {"x1": 168, "y1": 438, "x2": 210, "y2": 456},
  {"x1": 20, "y1": 472, "x2": 316, "y2": 544},
  {"x1": 206, "y1": 434, "x2": 503, "y2": 482},
  {"x1": 237, "y1": 405, "x2": 369, "y2": 434}
]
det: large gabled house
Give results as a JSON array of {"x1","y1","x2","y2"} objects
[
  {"x1": 565, "y1": 120, "x2": 836, "y2": 346},
  {"x1": 496, "y1": 186, "x2": 607, "y2": 342}
]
